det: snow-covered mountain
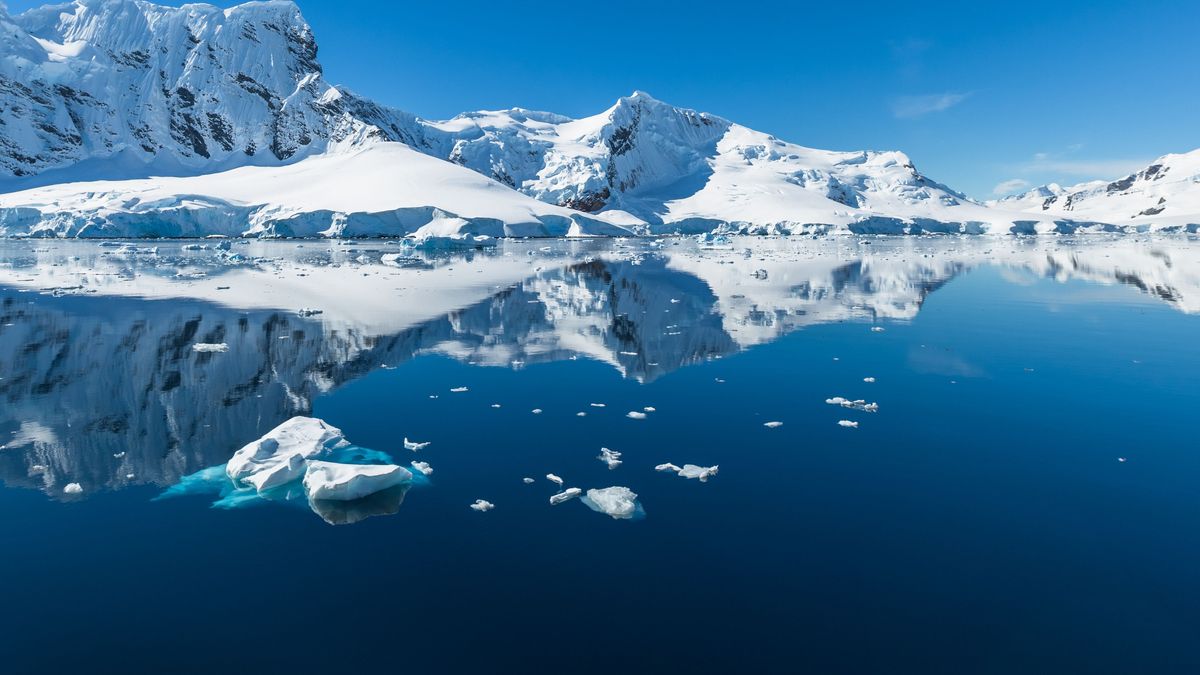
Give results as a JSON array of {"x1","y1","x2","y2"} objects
[
  {"x1": 992, "y1": 150, "x2": 1200, "y2": 229},
  {"x1": 0, "y1": 0, "x2": 1195, "y2": 237}
]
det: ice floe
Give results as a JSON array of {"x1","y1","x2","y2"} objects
[
  {"x1": 411, "y1": 461, "x2": 433, "y2": 476},
  {"x1": 192, "y1": 342, "x2": 229, "y2": 353},
  {"x1": 837, "y1": 420, "x2": 859, "y2": 428},
  {"x1": 404, "y1": 437, "x2": 431, "y2": 451},
  {"x1": 226, "y1": 416, "x2": 349, "y2": 492},
  {"x1": 626, "y1": 411, "x2": 647, "y2": 420},
  {"x1": 764, "y1": 421, "x2": 783, "y2": 428},
  {"x1": 825, "y1": 397, "x2": 879, "y2": 412},
  {"x1": 549, "y1": 488, "x2": 582, "y2": 505},
  {"x1": 598, "y1": 447, "x2": 623, "y2": 469},
  {"x1": 63, "y1": 482, "x2": 83, "y2": 494},
  {"x1": 678, "y1": 464, "x2": 719, "y2": 482},
  {"x1": 547, "y1": 473, "x2": 564, "y2": 487},
  {"x1": 655, "y1": 463, "x2": 682, "y2": 473},
  {"x1": 450, "y1": 386, "x2": 469, "y2": 393},
  {"x1": 581, "y1": 487, "x2": 641, "y2": 520},
  {"x1": 470, "y1": 499, "x2": 495, "y2": 512},
  {"x1": 522, "y1": 477, "x2": 535, "y2": 484},
  {"x1": 863, "y1": 377, "x2": 876, "y2": 383},
  {"x1": 302, "y1": 460, "x2": 412, "y2": 501}
]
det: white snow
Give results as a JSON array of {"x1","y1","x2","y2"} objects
[{"x1": 302, "y1": 460, "x2": 411, "y2": 501}]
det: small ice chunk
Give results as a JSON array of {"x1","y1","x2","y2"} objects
[
  {"x1": 825, "y1": 397, "x2": 878, "y2": 412},
  {"x1": 863, "y1": 377, "x2": 876, "y2": 383},
  {"x1": 470, "y1": 499, "x2": 494, "y2": 512},
  {"x1": 764, "y1": 421, "x2": 783, "y2": 428},
  {"x1": 655, "y1": 463, "x2": 682, "y2": 473},
  {"x1": 870, "y1": 326, "x2": 885, "y2": 332},
  {"x1": 546, "y1": 473, "x2": 564, "y2": 487},
  {"x1": 404, "y1": 437, "x2": 430, "y2": 451},
  {"x1": 1117, "y1": 457, "x2": 1127, "y2": 463},
  {"x1": 598, "y1": 447, "x2": 622, "y2": 469},
  {"x1": 582, "y1": 487, "x2": 640, "y2": 520},
  {"x1": 549, "y1": 487, "x2": 583, "y2": 505},
  {"x1": 302, "y1": 460, "x2": 412, "y2": 501},
  {"x1": 63, "y1": 482, "x2": 83, "y2": 494},
  {"x1": 522, "y1": 477, "x2": 535, "y2": 484},
  {"x1": 643, "y1": 406, "x2": 656, "y2": 412},
  {"x1": 590, "y1": 403, "x2": 606, "y2": 408},
  {"x1": 192, "y1": 342, "x2": 228, "y2": 353},
  {"x1": 450, "y1": 386, "x2": 469, "y2": 393},
  {"x1": 410, "y1": 461, "x2": 433, "y2": 476},
  {"x1": 531, "y1": 408, "x2": 543, "y2": 415},
  {"x1": 626, "y1": 411, "x2": 647, "y2": 420},
  {"x1": 226, "y1": 416, "x2": 349, "y2": 492},
  {"x1": 576, "y1": 412, "x2": 587, "y2": 417},
  {"x1": 837, "y1": 420, "x2": 859, "y2": 428},
  {"x1": 113, "y1": 452, "x2": 126, "y2": 458},
  {"x1": 678, "y1": 464, "x2": 719, "y2": 482},
  {"x1": 491, "y1": 404, "x2": 502, "y2": 408}
]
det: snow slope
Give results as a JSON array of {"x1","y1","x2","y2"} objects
[
  {"x1": 1, "y1": 0, "x2": 1194, "y2": 237},
  {"x1": 0, "y1": 142, "x2": 632, "y2": 237},
  {"x1": 993, "y1": 150, "x2": 1200, "y2": 230}
]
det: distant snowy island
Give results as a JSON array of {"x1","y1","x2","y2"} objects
[{"x1": 1, "y1": 0, "x2": 1197, "y2": 239}]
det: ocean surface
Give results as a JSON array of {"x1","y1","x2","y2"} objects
[{"x1": 1, "y1": 235, "x2": 1199, "y2": 673}]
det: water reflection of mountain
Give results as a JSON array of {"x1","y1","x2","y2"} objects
[{"x1": 0, "y1": 237, "x2": 1196, "y2": 498}]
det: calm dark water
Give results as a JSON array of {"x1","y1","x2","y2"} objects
[{"x1": 1, "y1": 238, "x2": 1199, "y2": 673}]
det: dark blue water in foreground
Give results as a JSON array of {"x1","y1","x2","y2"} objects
[{"x1": 2, "y1": 241, "x2": 1200, "y2": 674}]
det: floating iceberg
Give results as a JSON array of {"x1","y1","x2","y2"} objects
[
  {"x1": 546, "y1": 473, "x2": 564, "y2": 487},
  {"x1": 626, "y1": 411, "x2": 647, "y2": 420},
  {"x1": 411, "y1": 461, "x2": 433, "y2": 476},
  {"x1": 598, "y1": 447, "x2": 623, "y2": 469},
  {"x1": 825, "y1": 397, "x2": 879, "y2": 412},
  {"x1": 302, "y1": 461, "x2": 412, "y2": 501},
  {"x1": 226, "y1": 416, "x2": 349, "y2": 492},
  {"x1": 655, "y1": 463, "x2": 682, "y2": 473},
  {"x1": 581, "y1": 487, "x2": 642, "y2": 520},
  {"x1": 470, "y1": 499, "x2": 495, "y2": 512},
  {"x1": 678, "y1": 464, "x2": 719, "y2": 482},
  {"x1": 838, "y1": 420, "x2": 859, "y2": 428},
  {"x1": 549, "y1": 488, "x2": 582, "y2": 505},
  {"x1": 404, "y1": 437, "x2": 430, "y2": 451},
  {"x1": 63, "y1": 482, "x2": 83, "y2": 494}
]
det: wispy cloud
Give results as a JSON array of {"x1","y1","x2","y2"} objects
[
  {"x1": 891, "y1": 92, "x2": 970, "y2": 119},
  {"x1": 1022, "y1": 152, "x2": 1150, "y2": 178},
  {"x1": 992, "y1": 178, "x2": 1031, "y2": 196}
]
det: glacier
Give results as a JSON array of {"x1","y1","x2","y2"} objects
[{"x1": 1, "y1": 0, "x2": 1196, "y2": 237}]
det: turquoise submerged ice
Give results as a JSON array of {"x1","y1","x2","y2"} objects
[{"x1": 158, "y1": 416, "x2": 418, "y2": 524}]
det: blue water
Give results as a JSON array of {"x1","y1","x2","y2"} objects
[{"x1": 2, "y1": 240, "x2": 1200, "y2": 673}]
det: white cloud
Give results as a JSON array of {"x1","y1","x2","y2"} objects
[
  {"x1": 992, "y1": 178, "x2": 1031, "y2": 196},
  {"x1": 1022, "y1": 157, "x2": 1151, "y2": 177},
  {"x1": 891, "y1": 92, "x2": 970, "y2": 119}
]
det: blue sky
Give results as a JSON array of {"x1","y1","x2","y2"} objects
[{"x1": 7, "y1": 0, "x2": 1198, "y2": 198}]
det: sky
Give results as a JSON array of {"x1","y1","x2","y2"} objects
[{"x1": 5, "y1": 0, "x2": 1198, "y2": 198}]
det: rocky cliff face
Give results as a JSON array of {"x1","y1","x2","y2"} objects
[{"x1": 0, "y1": 0, "x2": 420, "y2": 180}]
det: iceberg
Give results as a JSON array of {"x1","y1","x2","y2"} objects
[
  {"x1": 549, "y1": 488, "x2": 583, "y2": 505},
  {"x1": 581, "y1": 487, "x2": 641, "y2": 520},
  {"x1": 63, "y1": 482, "x2": 83, "y2": 494},
  {"x1": 302, "y1": 460, "x2": 412, "y2": 501},
  {"x1": 598, "y1": 447, "x2": 623, "y2": 469},
  {"x1": 678, "y1": 464, "x2": 719, "y2": 482},
  {"x1": 411, "y1": 461, "x2": 433, "y2": 476},
  {"x1": 226, "y1": 416, "x2": 350, "y2": 492}
]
